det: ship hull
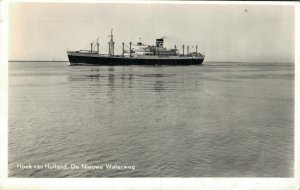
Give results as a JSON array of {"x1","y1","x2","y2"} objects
[{"x1": 67, "y1": 52, "x2": 204, "y2": 66}]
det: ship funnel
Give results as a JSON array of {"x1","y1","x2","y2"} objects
[{"x1": 156, "y1": 38, "x2": 164, "y2": 47}]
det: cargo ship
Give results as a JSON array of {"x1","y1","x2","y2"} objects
[{"x1": 67, "y1": 29, "x2": 205, "y2": 66}]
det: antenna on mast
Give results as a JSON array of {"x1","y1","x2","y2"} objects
[{"x1": 110, "y1": 29, "x2": 113, "y2": 41}]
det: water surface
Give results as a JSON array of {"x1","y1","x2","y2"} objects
[{"x1": 8, "y1": 62, "x2": 294, "y2": 177}]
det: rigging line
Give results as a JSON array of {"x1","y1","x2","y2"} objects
[
  {"x1": 116, "y1": 44, "x2": 123, "y2": 52},
  {"x1": 92, "y1": 37, "x2": 99, "y2": 51},
  {"x1": 115, "y1": 44, "x2": 125, "y2": 55},
  {"x1": 124, "y1": 44, "x2": 130, "y2": 49}
]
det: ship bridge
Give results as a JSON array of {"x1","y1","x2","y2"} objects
[{"x1": 130, "y1": 38, "x2": 178, "y2": 57}]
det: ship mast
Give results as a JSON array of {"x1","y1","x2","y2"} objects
[{"x1": 108, "y1": 29, "x2": 114, "y2": 56}]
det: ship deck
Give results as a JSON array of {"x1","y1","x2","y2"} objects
[{"x1": 67, "y1": 51, "x2": 204, "y2": 60}]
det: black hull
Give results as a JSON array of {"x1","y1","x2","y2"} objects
[{"x1": 67, "y1": 54, "x2": 204, "y2": 66}]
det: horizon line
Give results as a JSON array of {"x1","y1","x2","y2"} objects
[{"x1": 7, "y1": 60, "x2": 295, "y2": 65}]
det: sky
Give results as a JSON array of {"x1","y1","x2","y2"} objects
[{"x1": 9, "y1": 2, "x2": 295, "y2": 63}]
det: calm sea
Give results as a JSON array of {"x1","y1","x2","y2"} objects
[{"x1": 8, "y1": 62, "x2": 294, "y2": 177}]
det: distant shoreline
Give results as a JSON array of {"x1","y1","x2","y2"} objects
[{"x1": 8, "y1": 60, "x2": 69, "y2": 62}]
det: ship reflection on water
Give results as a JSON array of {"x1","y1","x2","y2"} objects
[{"x1": 67, "y1": 66, "x2": 179, "y2": 94}]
